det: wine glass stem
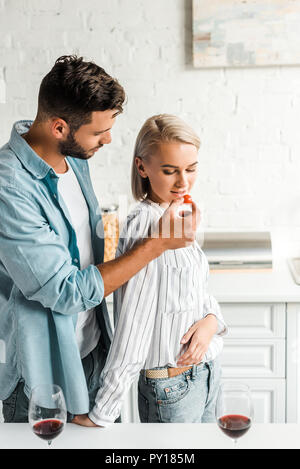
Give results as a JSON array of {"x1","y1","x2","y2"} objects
[
  {"x1": 48, "y1": 440, "x2": 52, "y2": 447},
  {"x1": 233, "y1": 439, "x2": 238, "y2": 449}
]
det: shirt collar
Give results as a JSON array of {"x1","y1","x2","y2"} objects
[
  {"x1": 143, "y1": 198, "x2": 167, "y2": 214},
  {"x1": 55, "y1": 157, "x2": 70, "y2": 178},
  {"x1": 9, "y1": 120, "x2": 53, "y2": 179}
]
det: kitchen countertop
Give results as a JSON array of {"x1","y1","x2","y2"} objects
[
  {"x1": 208, "y1": 258, "x2": 300, "y2": 303},
  {"x1": 1, "y1": 423, "x2": 300, "y2": 449}
]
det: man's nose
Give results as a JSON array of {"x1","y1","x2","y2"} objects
[{"x1": 100, "y1": 130, "x2": 112, "y2": 145}]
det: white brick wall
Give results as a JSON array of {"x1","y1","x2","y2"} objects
[{"x1": 1, "y1": 0, "x2": 300, "y2": 253}]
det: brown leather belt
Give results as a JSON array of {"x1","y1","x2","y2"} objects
[{"x1": 144, "y1": 365, "x2": 193, "y2": 379}]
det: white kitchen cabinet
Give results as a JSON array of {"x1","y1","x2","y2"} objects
[
  {"x1": 221, "y1": 338, "x2": 286, "y2": 379},
  {"x1": 221, "y1": 303, "x2": 286, "y2": 339},
  {"x1": 221, "y1": 378, "x2": 286, "y2": 423},
  {"x1": 209, "y1": 260, "x2": 300, "y2": 424},
  {"x1": 220, "y1": 301, "x2": 286, "y2": 422},
  {"x1": 286, "y1": 303, "x2": 300, "y2": 423}
]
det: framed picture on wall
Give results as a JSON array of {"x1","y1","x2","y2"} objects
[{"x1": 193, "y1": 0, "x2": 300, "y2": 68}]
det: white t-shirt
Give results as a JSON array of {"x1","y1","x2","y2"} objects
[{"x1": 56, "y1": 158, "x2": 101, "y2": 359}]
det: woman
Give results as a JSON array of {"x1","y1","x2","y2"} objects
[{"x1": 78, "y1": 114, "x2": 227, "y2": 426}]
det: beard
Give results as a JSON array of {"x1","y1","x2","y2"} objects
[{"x1": 58, "y1": 130, "x2": 93, "y2": 160}]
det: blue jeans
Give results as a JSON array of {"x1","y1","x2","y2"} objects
[
  {"x1": 138, "y1": 359, "x2": 221, "y2": 423},
  {"x1": 2, "y1": 338, "x2": 109, "y2": 423}
]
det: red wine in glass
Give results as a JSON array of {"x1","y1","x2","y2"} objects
[
  {"x1": 218, "y1": 414, "x2": 251, "y2": 439},
  {"x1": 33, "y1": 419, "x2": 64, "y2": 442},
  {"x1": 216, "y1": 383, "x2": 253, "y2": 448},
  {"x1": 29, "y1": 384, "x2": 67, "y2": 447}
]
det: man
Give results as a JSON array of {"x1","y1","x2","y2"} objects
[{"x1": 0, "y1": 55, "x2": 202, "y2": 423}]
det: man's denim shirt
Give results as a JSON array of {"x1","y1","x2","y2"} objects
[{"x1": 0, "y1": 121, "x2": 112, "y2": 414}]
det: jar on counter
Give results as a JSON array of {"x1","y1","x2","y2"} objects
[{"x1": 101, "y1": 204, "x2": 119, "y2": 262}]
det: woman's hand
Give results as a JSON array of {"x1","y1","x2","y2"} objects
[
  {"x1": 72, "y1": 414, "x2": 102, "y2": 427},
  {"x1": 177, "y1": 314, "x2": 218, "y2": 366}
]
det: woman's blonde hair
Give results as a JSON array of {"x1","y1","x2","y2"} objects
[{"x1": 131, "y1": 114, "x2": 201, "y2": 201}]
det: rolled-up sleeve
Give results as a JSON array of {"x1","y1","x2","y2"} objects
[{"x1": 0, "y1": 186, "x2": 104, "y2": 315}]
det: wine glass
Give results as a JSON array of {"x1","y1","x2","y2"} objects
[
  {"x1": 216, "y1": 382, "x2": 254, "y2": 448},
  {"x1": 28, "y1": 384, "x2": 67, "y2": 447}
]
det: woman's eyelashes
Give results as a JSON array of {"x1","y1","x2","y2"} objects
[{"x1": 162, "y1": 169, "x2": 197, "y2": 175}]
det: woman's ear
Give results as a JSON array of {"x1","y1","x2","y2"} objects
[{"x1": 135, "y1": 157, "x2": 148, "y2": 178}]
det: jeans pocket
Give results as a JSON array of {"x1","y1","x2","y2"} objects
[
  {"x1": 138, "y1": 392, "x2": 149, "y2": 423},
  {"x1": 156, "y1": 375, "x2": 191, "y2": 406}
]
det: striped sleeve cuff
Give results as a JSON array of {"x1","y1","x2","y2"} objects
[
  {"x1": 203, "y1": 310, "x2": 228, "y2": 336},
  {"x1": 88, "y1": 409, "x2": 116, "y2": 428}
]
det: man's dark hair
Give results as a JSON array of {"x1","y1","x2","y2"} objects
[{"x1": 37, "y1": 55, "x2": 126, "y2": 131}]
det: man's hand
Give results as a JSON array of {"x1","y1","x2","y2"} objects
[
  {"x1": 177, "y1": 314, "x2": 218, "y2": 366},
  {"x1": 98, "y1": 198, "x2": 201, "y2": 298},
  {"x1": 155, "y1": 198, "x2": 201, "y2": 251},
  {"x1": 72, "y1": 414, "x2": 102, "y2": 427}
]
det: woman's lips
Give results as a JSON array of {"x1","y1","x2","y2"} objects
[{"x1": 171, "y1": 190, "x2": 188, "y2": 197}]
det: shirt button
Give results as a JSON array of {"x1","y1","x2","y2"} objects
[
  {"x1": 53, "y1": 194, "x2": 57, "y2": 198},
  {"x1": 74, "y1": 259, "x2": 79, "y2": 264}
]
